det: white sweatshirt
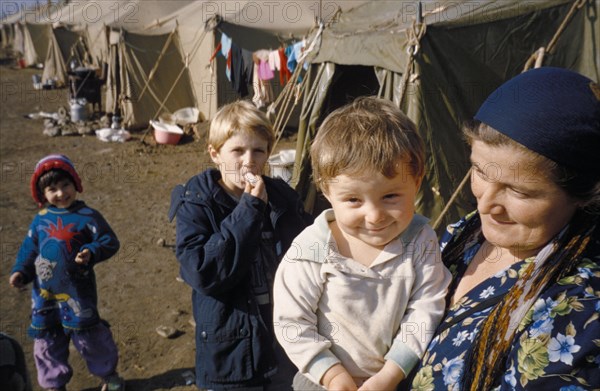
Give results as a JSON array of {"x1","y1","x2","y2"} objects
[{"x1": 273, "y1": 209, "x2": 451, "y2": 384}]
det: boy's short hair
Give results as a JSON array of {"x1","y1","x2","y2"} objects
[
  {"x1": 310, "y1": 96, "x2": 425, "y2": 192},
  {"x1": 208, "y1": 100, "x2": 275, "y2": 153},
  {"x1": 37, "y1": 169, "x2": 75, "y2": 191}
]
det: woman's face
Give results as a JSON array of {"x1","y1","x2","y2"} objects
[{"x1": 470, "y1": 140, "x2": 578, "y2": 259}]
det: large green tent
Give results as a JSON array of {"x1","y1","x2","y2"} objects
[{"x1": 293, "y1": 0, "x2": 599, "y2": 229}]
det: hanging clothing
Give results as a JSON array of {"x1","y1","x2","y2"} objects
[
  {"x1": 225, "y1": 48, "x2": 232, "y2": 82},
  {"x1": 254, "y1": 50, "x2": 274, "y2": 81},
  {"x1": 252, "y1": 64, "x2": 273, "y2": 108},
  {"x1": 286, "y1": 43, "x2": 304, "y2": 83},
  {"x1": 285, "y1": 45, "x2": 297, "y2": 74},
  {"x1": 268, "y1": 50, "x2": 280, "y2": 72},
  {"x1": 278, "y1": 47, "x2": 291, "y2": 85},
  {"x1": 230, "y1": 42, "x2": 248, "y2": 97},
  {"x1": 218, "y1": 33, "x2": 233, "y2": 81},
  {"x1": 220, "y1": 33, "x2": 232, "y2": 57},
  {"x1": 209, "y1": 42, "x2": 222, "y2": 63},
  {"x1": 241, "y1": 48, "x2": 254, "y2": 85}
]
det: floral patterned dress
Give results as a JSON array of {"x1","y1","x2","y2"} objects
[{"x1": 405, "y1": 212, "x2": 600, "y2": 391}]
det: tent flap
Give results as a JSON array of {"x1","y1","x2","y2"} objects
[{"x1": 120, "y1": 30, "x2": 196, "y2": 129}]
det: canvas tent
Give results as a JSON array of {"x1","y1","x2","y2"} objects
[
  {"x1": 292, "y1": 0, "x2": 599, "y2": 228},
  {"x1": 1, "y1": 5, "x2": 30, "y2": 56},
  {"x1": 42, "y1": 24, "x2": 91, "y2": 86},
  {"x1": 22, "y1": 22, "x2": 53, "y2": 66},
  {"x1": 0, "y1": 1, "x2": 79, "y2": 76},
  {"x1": 113, "y1": 28, "x2": 198, "y2": 129},
  {"x1": 5, "y1": 2, "x2": 69, "y2": 67},
  {"x1": 105, "y1": 1, "x2": 198, "y2": 128},
  {"x1": 39, "y1": 1, "x2": 104, "y2": 87},
  {"x1": 41, "y1": 0, "x2": 196, "y2": 128},
  {"x1": 147, "y1": 1, "x2": 369, "y2": 122},
  {"x1": 103, "y1": 0, "x2": 367, "y2": 128}
]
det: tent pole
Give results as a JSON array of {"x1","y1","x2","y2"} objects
[
  {"x1": 137, "y1": 30, "x2": 175, "y2": 101},
  {"x1": 522, "y1": 0, "x2": 586, "y2": 72},
  {"x1": 141, "y1": 29, "x2": 204, "y2": 143},
  {"x1": 432, "y1": 168, "x2": 471, "y2": 230}
]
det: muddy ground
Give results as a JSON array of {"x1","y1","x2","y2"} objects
[{"x1": 0, "y1": 58, "x2": 297, "y2": 390}]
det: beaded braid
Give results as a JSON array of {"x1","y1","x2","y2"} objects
[{"x1": 463, "y1": 212, "x2": 598, "y2": 390}]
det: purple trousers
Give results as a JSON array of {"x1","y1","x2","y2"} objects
[{"x1": 33, "y1": 322, "x2": 118, "y2": 389}]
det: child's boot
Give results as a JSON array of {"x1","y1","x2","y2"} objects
[{"x1": 101, "y1": 374, "x2": 125, "y2": 391}]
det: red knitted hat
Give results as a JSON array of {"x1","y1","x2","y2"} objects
[{"x1": 30, "y1": 154, "x2": 83, "y2": 207}]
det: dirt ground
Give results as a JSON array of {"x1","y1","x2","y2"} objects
[{"x1": 0, "y1": 56, "x2": 296, "y2": 390}]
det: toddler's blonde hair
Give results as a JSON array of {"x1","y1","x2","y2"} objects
[{"x1": 311, "y1": 96, "x2": 425, "y2": 192}]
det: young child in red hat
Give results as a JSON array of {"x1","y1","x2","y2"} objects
[{"x1": 9, "y1": 154, "x2": 124, "y2": 391}]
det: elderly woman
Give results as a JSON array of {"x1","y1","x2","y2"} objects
[{"x1": 404, "y1": 67, "x2": 599, "y2": 390}]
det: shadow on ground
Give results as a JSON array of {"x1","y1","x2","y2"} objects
[{"x1": 81, "y1": 367, "x2": 195, "y2": 391}]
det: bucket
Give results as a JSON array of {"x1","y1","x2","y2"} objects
[
  {"x1": 32, "y1": 74, "x2": 42, "y2": 90},
  {"x1": 150, "y1": 120, "x2": 183, "y2": 145},
  {"x1": 70, "y1": 99, "x2": 88, "y2": 122},
  {"x1": 111, "y1": 115, "x2": 121, "y2": 130}
]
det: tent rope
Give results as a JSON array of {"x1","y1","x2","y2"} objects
[
  {"x1": 523, "y1": 0, "x2": 586, "y2": 71},
  {"x1": 148, "y1": 26, "x2": 208, "y2": 114},
  {"x1": 126, "y1": 47, "x2": 165, "y2": 108},
  {"x1": 398, "y1": 20, "x2": 426, "y2": 107},
  {"x1": 272, "y1": 82, "x2": 308, "y2": 151},
  {"x1": 141, "y1": 28, "x2": 207, "y2": 143},
  {"x1": 271, "y1": 62, "x2": 307, "y2": 144},
  {"x1": 270, "y1": 23, "x2": 324, "y2": 152},
  {"x1": 136, "y1": 29, "x2": 175, "y2": 101}
]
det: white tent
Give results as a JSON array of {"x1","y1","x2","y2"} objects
[
  {"x1": 146, "y1": 1, "x2": 369, "y2": 120},
  {"x1": 39, "y1": 0, "x2": 196, "y2": 128},
  {"x1": 8, "y1": 2, "x2": 70, "y2": 66},
  {"x1": 0, "y1": 4, "x2": 25, "y2": 50}
]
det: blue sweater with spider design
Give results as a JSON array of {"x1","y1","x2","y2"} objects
[{"x1": 11, "y1": 201, "x2": 120, "y2": 336}]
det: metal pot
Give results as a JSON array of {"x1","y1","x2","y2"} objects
[{"x1": 70, "y1": 98, "x2": 88, "y2": 122}]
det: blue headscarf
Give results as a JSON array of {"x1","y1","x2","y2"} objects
[{"x1": 475, "y1": 67, "x2": 600, "y2": 174}]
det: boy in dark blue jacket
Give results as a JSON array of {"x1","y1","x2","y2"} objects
[{"x1": 169, "y1": 101, "x2": 313, "y2": 390}]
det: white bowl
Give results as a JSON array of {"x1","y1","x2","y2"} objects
[
  {"x1": 150, "y1": 120, "x2": 183, "y2": 145},
  {"x1": 173, "y1": 107, "x2": 200, "y2": 125}
]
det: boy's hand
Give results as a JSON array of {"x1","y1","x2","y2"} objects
[
  {"x1": 322, "y1": 364, "x2": 358, "y2": 391},
  {"x1": 9, "y1": 272, "x2": 25, "y2": 289},
  {"x1": 358, "y1": 361, "x2": 405, "y2": 391},
  {"x1": 75, "y1": 248, "x2": 91, "y2": 265},
  {"x1": 244, "y1": 173, "x2": 268, "y2": 203}
]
